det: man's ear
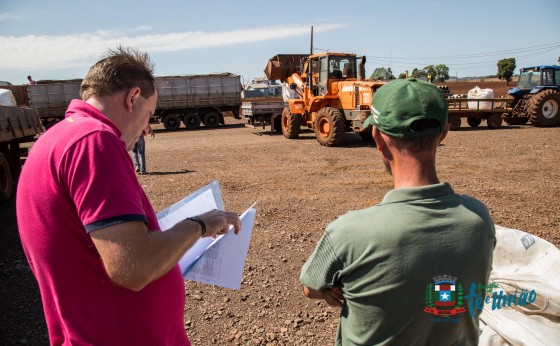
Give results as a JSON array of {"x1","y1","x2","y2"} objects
[
  {"x1": 439, "y1": 121, "x2": 450, "y2": 144},
  {"x1": 372, "y1": 127, "x2": 385, "y2": 151},
  {"x1": 125, "y1": 87, "x2": 141, "y2": 113}
]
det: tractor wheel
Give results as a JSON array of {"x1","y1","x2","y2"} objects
[
  {"x1": 527, "y1": 89, "x2": 560, "y2": 127},
  {"x1": 487, "y1": 113, "x2": 503, "y2": 129},
  {"x1": 183, "y1": 113, "x2": 201, "y2": 129},
  {"x1": 0, "y1": 152, "x2": 13, "y2": 203},
  {"x1": 467, "y1": 117, "x2": 482, "y2": 127},
  {"x1": 203, "y1": 112, "x2": 221, "y2": 128},
  {"x1": 448, "y1": 115, "x2": 461, "y2": 131},
  {"x1": 163, "y1": 114, "x2": 181, "y2": 131},
  {"x1": 281, "y1": 107, "x2": 301, "y2": 139}
]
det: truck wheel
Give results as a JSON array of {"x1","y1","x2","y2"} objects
[
  {"x1": 467, "y1": 117, "x2": 482, "y2": 127},
  {"x1": 448, "y1": 115, "x2": 461, "y2": 131},
  {"x1": 183, "y1": 113, "x2": 201, "y2": 129},
  {"x1": 163, "y1": 114, "x2": 181, "y2": 131},
  {"x1": 273, "y1": 115, "x2": 282, "y2": 133},
  {"x1": 528, "y1": 89, "x2": 560, "y2": 127},
  {"x1": 487, "y1": 113, "x2": 503, "y2": 129},
  {"x1": 0, "y1": 152, "x2": 13, "y2": 203},
  {"x1": 281, "y1": 107, "x2": 300, "y2": 139},
  {"x1": 203, "y1": 112, "x2": 220, "y2": 128},
  {"x1": 314, "y1": 107, "x2": 346, "y2": 147}
]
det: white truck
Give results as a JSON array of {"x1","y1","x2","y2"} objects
[{"x1": 241, "y1": 98, "x2": 286, "y2": 132}]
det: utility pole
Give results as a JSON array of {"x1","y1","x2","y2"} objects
[{"x1": 310, "y1": 26, "x2": 313, "y2": 55}]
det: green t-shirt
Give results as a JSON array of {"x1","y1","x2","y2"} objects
[{"x1": 300, "y1": 183, "x2": 496, "y2": 346}]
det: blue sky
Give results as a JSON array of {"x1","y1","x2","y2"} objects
[{"x1": 1, "y1": 0, "x2": 559, "y2": 85}]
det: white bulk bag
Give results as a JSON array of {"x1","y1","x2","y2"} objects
[
  {"x1": 467, "y1": 86, "x2": 494, "y2": 110},
  {"x1": 0, "y1": 89, "x2": 17, "y2": 106},
  {"x1": 479, "y1": 225, "x2": 560, "y2": 346}
]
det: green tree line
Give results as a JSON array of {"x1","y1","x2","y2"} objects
[{"x1": 369, "y1": 58, "x2": 518, "y2": 84}]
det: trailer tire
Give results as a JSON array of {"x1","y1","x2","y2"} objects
[
  {"x1": 487, "y1": 113, "x2": 503, "y2": 129},
  {"x1": 183, "y1": 113, "x2": 201, "y2": 129},
  {"x1": 281, "y1": 107, "x2": 300, "y2": 139},
  {"x1": 203, "y1": 112, "x2": 221, "y2": 128},
  {"x1": 448, "y1": 115, "x2": 461, "y2": 131},
  {"x1": 163, "y1": 114, "x2": 181, "y2": 131},
  {"x1": 314, "y1": 107, "x2": 346, "y2": 147},
  {"x1": 467, "y1": 117, "x2": 482, "y2": 127},
  {"x1": 0, "y1": 152, "x2": 13, "y2": 203},
  {"x1": 528, "y1": 89, "x2": 560, "y2": 127},
  {"x1": 273, "y1": 115, "x2": 282, "y2": 133}
]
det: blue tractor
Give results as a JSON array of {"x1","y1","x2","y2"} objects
[{"x1": 506, "y1": 65, "x2": 560, "y2": 126}]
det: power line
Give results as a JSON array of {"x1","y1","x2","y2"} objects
[
  {"x1": 366, "y1": 42, "x2": 560, "y2": 72},
  {"x1": 366, "y1": 42, "x2": 559, "y2": 61}
]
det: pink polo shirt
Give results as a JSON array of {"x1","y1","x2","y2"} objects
[{"x1": 16, "y1": 100, "x2": 190, "y2": 346}]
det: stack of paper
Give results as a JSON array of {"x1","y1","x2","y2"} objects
[{"x1": 157, "y1": 181, "x2": 256, "y2": 290}]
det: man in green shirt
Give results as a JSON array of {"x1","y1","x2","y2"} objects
[{"x1": 300, "y1": 79, "x2": 496, "y2": 345}]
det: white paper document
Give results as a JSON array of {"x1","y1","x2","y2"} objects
[{"x1": 156, "y1": 181, "x2": 255, "y2": 290}]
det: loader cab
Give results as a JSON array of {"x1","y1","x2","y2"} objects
[{"x1": 308, "y1": 54, "x2": 357, "y2": 96}]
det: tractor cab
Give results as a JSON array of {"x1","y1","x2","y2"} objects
[{"x1": 508, "y1": 66, "x2": 560, "y2": 98}]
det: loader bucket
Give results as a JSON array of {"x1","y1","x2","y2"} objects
[{"x1": 264, "y1": 54, "x2": 308, "y2": 82}]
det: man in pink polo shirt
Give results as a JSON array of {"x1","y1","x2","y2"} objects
[{"x1": 16, "y1": 46, "x2": 241, "y2": 345}]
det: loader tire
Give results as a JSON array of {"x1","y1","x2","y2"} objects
[
  {"x1": 163, "y1": 114, "x2": 181, "y2": 131},
  {"x1": 467, "y1": 117, "x2": 482, "y2": 127},
  {"x1": 314, "y1": 107, "x2": 346, "y2": 147},
  {"x1": 528, "y1": 90, "x2": 560, "y2": 127},
  {"x1": 203, "y1": 112, "x2": 221, "y2": 128},
  {"x1": 183, "y1": 113, "x2": 201, "y2": 129},
  {"x1": 0, "y1": 152, "x2": 13, "y2": 203},
  {"x1": 281, "y1": 107, "x2": 300, "y2": 139}
]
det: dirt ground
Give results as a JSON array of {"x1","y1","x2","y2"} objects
[{"x1": 1, "y1": 80, "x2": 558, "y2": 345}]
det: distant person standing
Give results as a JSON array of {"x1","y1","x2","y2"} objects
[
  {"x1": 133, "y1": 124, "x2": 155, "y2": 174},
  {"x1": 27, "y1": 75, "x2": 37, "y2": 85}
]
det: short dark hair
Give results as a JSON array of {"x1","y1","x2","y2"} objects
[{"x1": 80, "y1": 45, "x2": 156, "y2": 101}]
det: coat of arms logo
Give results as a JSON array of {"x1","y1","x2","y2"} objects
[{"x1": 424, "y1": 275, "x2": 466, "y2": 316}]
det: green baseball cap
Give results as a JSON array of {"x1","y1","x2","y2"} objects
[{"x1": 363, "y1": 78, "x2": 448, "y2": 139}]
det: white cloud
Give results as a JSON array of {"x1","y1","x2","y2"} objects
[
  {"x1": 0, "y1": 23, "x2": 345, "y2": 72},
  {"x1": 0, "y1": 12, "x2": 22, "y2": 21}
]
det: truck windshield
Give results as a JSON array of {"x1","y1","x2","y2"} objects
[{"x1": 517, "y1": 69, "x2": 541, "y2": 90}]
